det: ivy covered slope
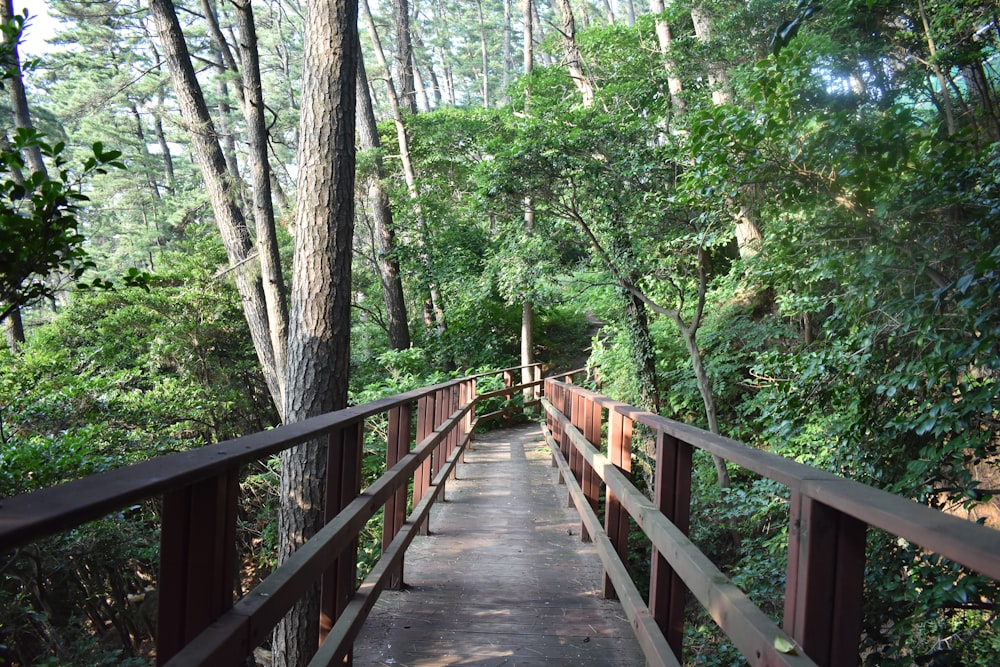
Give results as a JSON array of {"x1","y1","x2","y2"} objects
[{"x1": 2, "y1": 0, "x2": 1000, "y2": 665}]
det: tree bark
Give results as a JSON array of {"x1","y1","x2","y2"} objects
[
  {"x1": 233, "y1": 0, "x2": 290, "y2": 405},
  {"x1": 690, "y1": 5, "x2": 732, "y2": 106},
  {"x1": 147, "y1": 0, "x2": 284, "y2": 416},
  {"x1": 394, "y1": 0, "x2": 418, "y2": 114},
  {"x1": 4, "y1": 304, "x2": 24, "y2": 352},
  {"x1": 554, "y1": 0, "x2": 594, "y2": 107},
  {"x1": 2, "y1": 0, "x2": 43, "y2": 345},
  {"x1": 522, "y1": 0, "x2": 533, "y2": 75},
  {"x1": 273, "y1": 0, "x2": 358, "y2": 661},
  {"x1": 357, "y1": 52, "x2": 411, "y2": 351},
  {"x1": 1, "y1": 0, "x2": 45, "y2": 176},
  {"x1": 502, "y1": 0, "x2": 513, "y2": 100},
  {"x1": 648, "y1": 0, "x2": 684, "y2": 113}
]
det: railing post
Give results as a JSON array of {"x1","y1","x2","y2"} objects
[
  {"x1": 580, "y1": 395, "x2": 601, "y2": 543},
  {"x1": 320, "y1": 422, "x2": 363, "y2": 662},
  {"x1": 559, "y1": 384, "x2": 572, "y2": 480},
  {"x1": 461, "y1": 379, "x2": 476, "y2": 463},
  {"x1": 503, "y1": 369, "x2": 514, "y2": 425},
  {"x1": 449, "y1": 384, "x2": 460, "y2": 478},
  {"x1": 382, "y1": 403, "x2": 412, "y2": 590},
  {"x1": 414, "y1": 394, "x2": 435, "y2": 535},
  {"x1": 157, "y1": 470, "x2": 239, "y2": 665},
  {"x1": 568, "y1": 390, "x2": 584, "y2": 508},
  {"x1": 434, "y1": 387, "x2": 449, "y2": 493},
  {"x1": 649, "y1": 431, "x2": 692, "y2": 662},
  {"x1": 784, "y1": 492, "x2": 866, "y2": 667},
  {"x1": 603, "y1": 409, "x2": 633, "y2": 599}
]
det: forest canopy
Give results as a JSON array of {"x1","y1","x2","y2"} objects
[{"x1": 1, "y1": 0, "x2": 999, "y2": 664}]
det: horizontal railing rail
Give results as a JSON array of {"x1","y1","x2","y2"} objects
[
  {"x1": 542, "y1": 377, "x2": 1000, "y2": 667},
  {"x1": 0, "y1": 363, "x2": 543, "y2": 666}
]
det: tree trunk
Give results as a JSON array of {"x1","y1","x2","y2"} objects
[
  {"x1": 4, "y1": 304, "x2": 24, "y2": 352},
  {"x1": 522, "y1": 0, "x2": 533, "y2": 75},
  {"x1": 2, "y1": 0, "x2": 44, "y2": 342},
  {"x1": 362, "y1": 0, "x2": 448, "y2": 339},
  {"x1": 648, "y1": 0, "x2": 684, "y2": 113},
  {"x1": 502, "y1": 0, "x2": 513, "y2": 101},
  {"x1": 554, "y1": 0, "x2": 594, "y2": 107},
  {"x1": 690, "y1": 4, "x2": 762, "y2": 259},
  {"x1": 476, "y1": 0, "x2": 489, "y2": 108},
  {"x1": 234, "y1": 0, "x2": 290, "y2": 395},
  {"x1": 273, "y1": 0, "x2": 358, "y2": 662},
  {"x1": 149, "y1": 45, "x2": 177, "y2": 193},
  {"x1": 147, "y1": 0, "x2": 284, "y2": 417},
  {"x1": 623, "y1": 0, "x2": 635, "y2": 27},
  {"x1": 394, "y1": 0, "x2": 417, "y2": 114},
  {"x1": 679, "y1": 324, "x2": 730, "y2": 488},
  {"x1": 917, "y1": 0, "x2": 955, "y2": 136},
  {"x1": 357, "y1": 52, "x2": 411, "y2": 351},
  {"x1": 2, "y1": 0, "x2": 45, "y2": 176},
  {"x1": 690, "y1": 5, "x2": 732, "y2": 106}
]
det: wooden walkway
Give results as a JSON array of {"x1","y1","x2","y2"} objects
[{"x1": 352, "y1": 423, "x2": 647, "y2": 667}]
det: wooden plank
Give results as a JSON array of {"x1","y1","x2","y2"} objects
[
  {"x1": 352, "y1": 425, "x2": 647, "y2": 667},
  {"x1": 546, "y1": 426, "x2": 679, "y2": 667}
]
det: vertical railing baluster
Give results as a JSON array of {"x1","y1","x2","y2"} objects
[
  {"x1": 414, "y1": 393, "x2": 435, "y2": 535},
  {"x1": 503, "y1": 369, "x2": 514, "y2": 426},
  {"x1": 649, "y1": 431, "x2": 692, "y2": 661},
  {"x1": 157, "y1": 469, "x2": 239, "y2": 665},
  {"x1": 383, "y1": 403, "x2": 412, "y2": 590},
  {"x1": 320, "y1": 422, "x2": 363, "y2": 662},
  {"x1": 784, "y1": 493, "x2": 867, "y2": 667},
  {"x1": 434, "y1": 387, "x2": 448, "y2": 493},
  {"x1": 580, "y1": 395, "x2": 601, "y2": 543},
  {"x1": 603, "y1": 409, "x2": 633, "y2": 599},
  {"x1": 449, "y1": 384, "x2": 460, "y2": 477}
]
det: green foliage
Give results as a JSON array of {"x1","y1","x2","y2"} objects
[{"x1": 0, "y1": 132, "x2": 127, "y2": 321}]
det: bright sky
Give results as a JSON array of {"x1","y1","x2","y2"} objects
[{"x1": 12, "y1": 0, "x2": 58, "y2": 57}]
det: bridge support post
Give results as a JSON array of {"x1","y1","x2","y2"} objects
[
  {"x1": 649, "y1": 431, "x2": 692, "y2": 662},
  {"x1": 603, "y1": 410, "x2": 633, "y2": 599},
  {"x1": 319, "y1": 423, "x2": 364, "y2": 663},
  {"x1": 157, "y1": 470, "x2": 239, "y2": 665},
  {"x1": 383, "y1": 403, "x2": 413, "y2": 590},
  {"x1": 784, "y1": 493, "x2": 866, "y2": 667}
]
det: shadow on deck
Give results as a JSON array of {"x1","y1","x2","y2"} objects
[{"x1": 354, "y1": 424, "x2": 644, "y2": 667}]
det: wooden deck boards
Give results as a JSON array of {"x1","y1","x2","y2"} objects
[{"x1": 352, "y1": 423, "x2": 647, "y2": 667}]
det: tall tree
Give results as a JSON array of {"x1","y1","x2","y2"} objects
[
  {"x1": 394, "y1": 0, "x2": 418, "y2": 113},
  {"x1": 357, "y1": 51, "x2": 411, "y2": 351},
  {"x1": 233, "y1": 0, "x2": 290, "y2": 398},
  {"x1": 0, "y1": 0, "x2": 38, "y2": 351},
  {"x1": 553, "y1": 0, "x2": 594, "y2": 106},
  {"x1": 273, "y1": 0, "x2": 358, "y2": 661},
  {"x1": 147, "y1": 0, "x2": 285, "y2": 416},
  {"x1": 362, "y1": 0, "x2": 448, "y2": 338}
]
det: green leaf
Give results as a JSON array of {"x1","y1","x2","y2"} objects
[{"x1": 774, "y1": 636, "x2": 798, "y2": 654}]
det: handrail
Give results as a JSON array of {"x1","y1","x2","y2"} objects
[
  {"x1": 0, "y1": 363, "x2": 544, "y2": 666},
  {"x1": 542, "y1": 378, "x2": 1000, "y2": 667}
]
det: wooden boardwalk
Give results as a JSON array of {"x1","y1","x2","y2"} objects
[{"x1": 353, "y1": 423, "x2": 646, "y2": 667}]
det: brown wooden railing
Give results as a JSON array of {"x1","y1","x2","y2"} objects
[
  {"x1": 542, "y1": 374, "x2": 1000, "y2": 667},
  {"x1": 0, "y1": 363, "x2": 542, "y2": 666}
]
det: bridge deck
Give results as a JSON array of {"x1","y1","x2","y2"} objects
[{"x1": 353, "y1": 423, "x2": 646, "y2": 666}]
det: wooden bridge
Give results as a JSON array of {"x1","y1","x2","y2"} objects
[{"x1": 1, "y1": 364, "x2": 999, "y2": 666}]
